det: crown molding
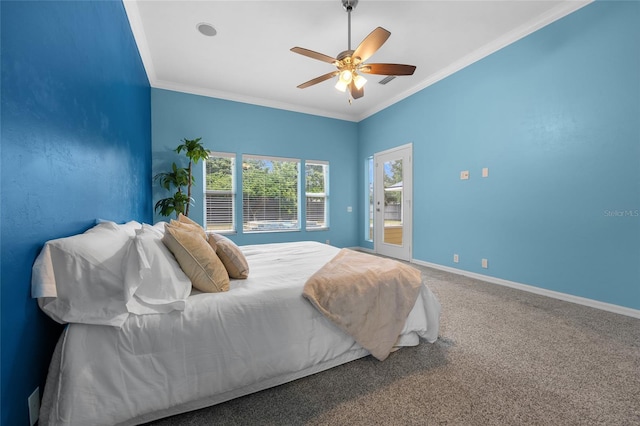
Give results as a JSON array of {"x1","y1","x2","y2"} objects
[
  {"x1": 151, "y1": 79, "x2": 358, "y2": 122},
  {"x1": 124, "y1": 0, "x2": 593, "y2": 124},
  {"x1": 357, "y1": 0, "x2": 593, "y2": 121}
]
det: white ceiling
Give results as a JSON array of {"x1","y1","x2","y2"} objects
[{"x1": 123, "y1": 0, "x2": 591, "y2": 122}]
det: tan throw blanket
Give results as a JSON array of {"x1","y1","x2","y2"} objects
[{"x1": 303, "y1": 249, "x2": 422, "y2": 361}]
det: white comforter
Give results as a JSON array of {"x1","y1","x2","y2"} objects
[{"x1": 40, "y1": 242, "x2": 441, "y2": 426}]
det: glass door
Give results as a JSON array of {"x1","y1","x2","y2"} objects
[{"x1": 374, "y1": 144, "x2": 412, "y2": 260}]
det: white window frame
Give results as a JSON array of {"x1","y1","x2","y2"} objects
[
  {"x1": 204, "y1": 151, "x2": 236, "y2": 233},
  {"x1": 305, "y1": 160, "x2": 329, "y2": 230},
  {"x1": 242, "y1": 154, "x2": 301, "y2": 233}
]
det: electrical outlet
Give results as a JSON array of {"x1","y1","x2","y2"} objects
[
  {"x1": 460, "y1": 170, "x2": 469, "y2": 180},
  {"x1": 453, "y1": 254, "x2": 459, "y2": 263},
  {"x1": 325, "y1": 239, "x2": 330, "y2": 245},
  {"x1": 481, "y1": 258, "x2": 488, "y2": 269},
  {"x1": 28, "y1": 387, "x2": 39, "y2": 426}
]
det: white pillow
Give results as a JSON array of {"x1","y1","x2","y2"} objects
[
  {"x1": 151, "y1": 221, "x2": 168, "y2": 235},
  {"x1": 95, "y1": 219, "x2": 142, "y2": 237},
  {"x1": 123, "y1": 224, "x2": 192, "y2": 315},
  {"x1": 31, "y1": 222, "x2": 133, "y2": 327},
  {"x1": 117, "y1": 220, "x2": 143, "y2": 237}
]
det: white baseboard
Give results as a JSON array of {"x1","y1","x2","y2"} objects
[{"x1": 410, "y1": 259, "x2": 640, "y2": 319}]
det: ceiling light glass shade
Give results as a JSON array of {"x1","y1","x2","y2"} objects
[
  {"x1": 353, "y1": 73, "x2": 367, "y2": 90},
  {"x1": 336, "y1": 69, "x2": 355, "y2": 92},
  {"x1": 339, "y1": 70, "x2": 353, "y2": 83},
  {"x1": 335, "y1": 78, "x2": 348, "y2": 92}
]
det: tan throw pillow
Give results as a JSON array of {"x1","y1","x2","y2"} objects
[
  {"x1": 177, "y1": 213, "x2": 207, "y2": 236},
  {"x1": 170, "y1": 219, "x2": 207, "y2": 241},
  {"x1": 178, "y1": 213, "x2": 202, "y2": 228},
  {"x1": 208, "y1": 233, "x2": 249, "y2": 279},
  {"x1": 162, "y1": 224, "x2": 229, "y2": 293}
]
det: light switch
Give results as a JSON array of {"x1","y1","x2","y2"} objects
[
  {"x1": 460, "y1": 170, "x2": 469, "y2": 180},
  {"x1": 482, "y1": 167, "x2": 489, "y2": 178},
  {"x1": 347, "y1": 206, "x2": 352, "y2": 212}
]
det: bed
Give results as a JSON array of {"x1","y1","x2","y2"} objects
[{"x1": 31, "y1": 219, "x2": 441, "y2": 426}]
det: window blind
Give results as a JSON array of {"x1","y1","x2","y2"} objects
[
  {"x1": 205, "y1": 153, "x2": 235, "y2": 232},
  {"x1": 242, "y1": 155, "x2": 300, "y2": 232},
  {"x1": 305, "y1": 161, "x2": 329, "y2": 229}
]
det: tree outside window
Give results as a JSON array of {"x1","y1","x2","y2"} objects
[
  {"x1": 242, "y1": 156, "x2": 300, "y2": 232},
  {"x1": 305, "y1": 161, "x2": 329, "y2": 229},
  {"x1": 205, "y1": 153, "x2": 235, "y2": 232}
]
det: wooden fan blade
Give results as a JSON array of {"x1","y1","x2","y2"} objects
[
  {"x1": 297, "y1": 71, "x2": 339, "y2": 89},
  {"x1": 290, "y1": 47, "x2": 337, "y2": 64},
  {"x1": 349, "y1": 81, "x2": 364, "y2": 99},
  {"x1": 352, "y1": 27, "x2": 391, "y2": 63},
  {"x1": 359, "y1": 63, "x2": 416, "y2": 76}
]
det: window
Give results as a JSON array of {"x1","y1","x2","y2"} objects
[
  {"x1": 242, "y1": 155, "x2": 300, "y2": 232},
  {"x1": 365, "y1": 156, "x2": 374, "y2": 241},
  {"x1": 205, "y1": 152, "x2": 235, "y2": 232},
  {"x1": 305, "y1": 161, "x2": 329, "y2": 229}
]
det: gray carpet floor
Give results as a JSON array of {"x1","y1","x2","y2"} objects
[{"x1": 147, "y1": 265, "x2": 640, "y2": 425}]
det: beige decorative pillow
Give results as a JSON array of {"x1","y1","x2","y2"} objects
[
  {"x1": 177, "y1": 213, "x2": 207, "y2": 236},
  {"x1": 208, "y1": 233, "x2": 250, "y2": 279},
  {"x1": 170, "y1": 219, "x2": 207, "y2": 241},
  {"x1": 162, "y1": 224, "x2": 229, "y2": 293},
  {"x1": 178, "y1": 213, "x2": 202, "y2": 228}
]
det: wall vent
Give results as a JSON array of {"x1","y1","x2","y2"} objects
[{"x1": 378, "y1": 76, "x2": 396, "y2": 85}]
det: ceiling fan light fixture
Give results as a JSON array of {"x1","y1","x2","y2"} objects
[
  {"x1": 353, "y1": 73, "x2": 367, "y2": 90},
  {"x1": 335, "y1": 78, "x2": 349, "y2": 92},
  {"x1": 339, "y1": 70, "x2": 353, "y2": 83},
  {"x1": 335, "y1": 69, "x2": 353, "y2": 92},
  {"x1": 291, "y1": 0, "x2": 415, "y2": 101}
]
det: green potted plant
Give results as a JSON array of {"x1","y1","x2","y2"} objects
[{"x1": 154, "y1": 137, "x2": 209, "y2": 218}]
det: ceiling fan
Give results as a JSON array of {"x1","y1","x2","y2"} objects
[{"x1": 291, "y1": 0, "x2": 416, "y2": 101}]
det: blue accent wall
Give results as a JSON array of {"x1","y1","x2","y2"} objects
[
  {"x1": 0, "y1": 2, "x2": 151, "y2": 424},
  {"x1": 151, "y1": 89, "x2": 359, "y2": 248},
  {"x1": 358, "y1": 1, "x2": 640, "y2": 309}
]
